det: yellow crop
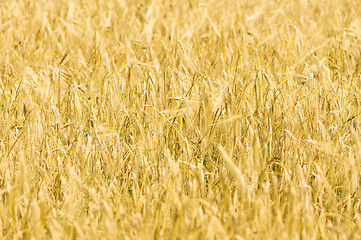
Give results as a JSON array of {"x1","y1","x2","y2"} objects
[{"x1": 1, "y1": 0, "x2": 361, "y2": 239}]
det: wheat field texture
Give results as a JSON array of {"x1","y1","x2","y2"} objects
[{"x1": 2, "y1": 0, "x2": 361, "y2": 239}]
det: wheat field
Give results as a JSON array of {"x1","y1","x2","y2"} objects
[{"x1": 1, "y1": 0, "x2": 361, "y2": 239}]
